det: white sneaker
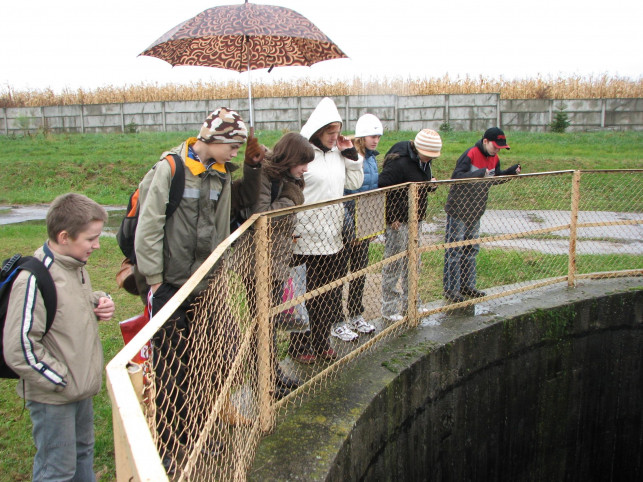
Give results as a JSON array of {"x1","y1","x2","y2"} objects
[
  {"x1": 382, "y1": 313, "x2": 404, "y2": 322},
  {"x1": 331, "y1": 324, "x2": 359, "y2": 342},
  {"x1": 348, "y1": 315, "x2": 375, "y2": 334}
]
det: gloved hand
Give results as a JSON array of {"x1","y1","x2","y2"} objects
[
  {"x1": 280, "y1": 180, "x2": 304, "y2": 206},
  {"x1": 244, "y1": 136, "x2": 266, "y2": 166}
]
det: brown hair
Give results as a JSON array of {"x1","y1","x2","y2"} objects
[
  {"x1": 264, "y1": 132, "x2": 314, "y2": 180},
  {"x1": 309, "y1": 121, "x2": 341, "y2": 150},
  {"x1": 46, "y1": 193, "x2": 108, "y2": 241}
]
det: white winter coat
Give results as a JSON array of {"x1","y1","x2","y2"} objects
[{"x1": 294, "y1": 98, "x2": 364, "y2": 255}]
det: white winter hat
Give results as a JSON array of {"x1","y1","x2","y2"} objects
[
  {"x1": 414, "y1": 129, "x2": 442, "y2": 157},
  {"x1": 354, "y1": 114, "x2": 383, "y2": 138}
]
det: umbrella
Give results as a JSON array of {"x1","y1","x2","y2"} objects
[{"x1": 140, "y1": 0, "x2": 348, "y2": 128}]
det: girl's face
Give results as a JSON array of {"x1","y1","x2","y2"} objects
[
  {"x1": 289, "y1": 163, "x2": 309, "y2": 180},
  {"x1": 318, "y1": 123, "x2": 341, "y2": 150},
  {"x1": 362, "y1": 135, "x2": 381, "y2": 151}
]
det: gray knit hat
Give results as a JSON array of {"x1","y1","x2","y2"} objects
[{"x1": 198, "y1": 107, "x2": 248, "y2": 144}]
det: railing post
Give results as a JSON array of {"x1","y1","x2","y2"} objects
[
  {"x1": 407, "y1": 183, "x2": 420, "y2": 326},
  {"x1": 254, "y1": 215, "x2": 274, "y2": 432},
  {"x1": 568, "y1": 170, "x2": 581, "y2": 287}
]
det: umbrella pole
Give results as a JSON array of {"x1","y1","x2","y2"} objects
[{"x1": 247, "y1": 58, "x2": 254, "y2": 134}]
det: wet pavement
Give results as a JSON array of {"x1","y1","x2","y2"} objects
[
  {"x1": 0, "y1": 204, "x2": 125, "y2": 233},
  {"x1": 1, "y1": 205, "x2": 641, "y2": 255}
]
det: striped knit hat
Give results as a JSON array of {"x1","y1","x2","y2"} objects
[
  {"x1": 198, "y1": 107, "x2": 248, "y2": 144},
  {"x1": 414, "y1": 129, "x2": 442, "y2": 158}
]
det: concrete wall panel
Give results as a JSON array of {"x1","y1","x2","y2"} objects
[{"x1": 2, "y1": 95, "x2": 642, "y2": 135}]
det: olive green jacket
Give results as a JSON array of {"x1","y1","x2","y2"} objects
[{"x1": 135, "y1": 138, "x2": 261, "y2": 293}]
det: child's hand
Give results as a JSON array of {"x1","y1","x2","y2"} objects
[
  {"x1": 337, "y1": 135, "x2": 353, "y2": 151},
  {"x1": 94, "y1": 296, "x2": 115, "y2": 321}
]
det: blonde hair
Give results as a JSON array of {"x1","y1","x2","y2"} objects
[
  {"x1": 353, "y1": 137, "x2": 367, "y2": 156},
  {"x1": 46, "y1": 193, "x2": 107, "y2": 241}
]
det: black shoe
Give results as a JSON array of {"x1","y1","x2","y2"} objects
[
  {"x1": 198, "y1": 439, "x2": 223, "y2": 457},
  {"x1": 272, "y1": 384, "x2": 292, "y2": 400},
  {"x1": 163, "y1": 456, "x2": 177, "y2": 475},
  {"x1": 461, "y1": 287, "x2": 486, "y2": 298},
  {"x1": 444, "y1": 290, "x2": 465, "y2": 303},
  {"x1": 276, "y1": 368, "x2": 301, "y2": 389}
]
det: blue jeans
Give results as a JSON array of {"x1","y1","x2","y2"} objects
[
  {"x1": 443, "y1": 215, "x2": 481, "y2": 294},
  {"x1": 27, "y1": 397, "x2": 96, "y2": 482}
]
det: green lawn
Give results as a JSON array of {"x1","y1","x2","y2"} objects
[
  {"x1": 0, "y1": 130, "x2": 640, "y2": 480},
  {"x1": 1, "y1": 130, "x2": 641, "y2": 205}
]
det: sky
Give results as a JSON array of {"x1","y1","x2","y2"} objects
[{"x1": 1, "y1": 0, "x2": 642, "y2": 93}]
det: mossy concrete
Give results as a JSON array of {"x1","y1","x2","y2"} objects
[{"x1": 249, "y1": 278, "x2": 643, "y2": 481}]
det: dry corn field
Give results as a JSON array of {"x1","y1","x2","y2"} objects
[
  {"x1": 107, "y1": 170, "x2": 642, "y2": 481},
  {"x1": 2, "y1": 74, "x2": 642, "y2": 108}
]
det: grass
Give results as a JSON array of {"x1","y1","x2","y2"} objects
[
  {"x1": 1, "y1": 130, "x2": 641, "y2": 206},
  {"x1": 0, "y1": 130, "x2": 640, "y2": 480}
]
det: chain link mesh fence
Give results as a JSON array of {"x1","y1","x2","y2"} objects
[{"x1": 107, "y1": 169, "x2": 642, "y2": 481}]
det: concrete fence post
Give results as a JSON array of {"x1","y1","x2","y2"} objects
[
  {"x1": 120, "y1": 103, "x2": 125, "y2": 133},
  {"x1": 394, "y1": 95, "x2": 399, "y2": 131},
  {"x1": 162, "y1": 101, "x2": 167, "y2": 132},
  {"x1": 2, "y1": 108, "x2": 7, "y2": 136},
  {"x1": 601, "y1": 99, "x2": 606, "y2": 128},
  {"x1": 445, "y1": 94, "x2": 450, "y2": 125},
  {"x1": 345, "y1": 96, "x2": 350, "y2": 131},
  {"x1": 497, "y1": 94, "x2": 501, "y2": 127},
  {"x1": 80, "y1": 105, "x2": 85, "y2": 134}
]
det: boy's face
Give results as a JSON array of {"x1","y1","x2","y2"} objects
[
  {"x1": 206, "y1": 142, "x2": 242, "y2": 164},
  {"x1": 483, "y1": 138, "x2": 501, "y2": 156},
  {"x1": 56, "y1": 220, "x2": 104, "y2": 262}
]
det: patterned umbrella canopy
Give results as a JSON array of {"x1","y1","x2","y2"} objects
[{"x1": 140, "y1": 1, "x2": 348, "y2": 72}]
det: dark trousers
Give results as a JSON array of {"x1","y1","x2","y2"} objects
[
  {"x1": 294, "y1": 250, "x2": 345, "y2": 353},
  {"x1": 150, "y1": 283, "x2": 193, "y2": 452},
  {"x1": 342, "y1": 239, "x2": 371, "y2": 318},
  {"x1": 150, "y1": 282, "x2": 237, "y2": 455}
]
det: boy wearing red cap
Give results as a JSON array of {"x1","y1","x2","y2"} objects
[{"x1": 443, "y1": 127, "x2": 521, "y2": 303}]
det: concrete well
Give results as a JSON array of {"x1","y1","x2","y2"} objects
[{"x1": 250, "y1": 278, "x2": 643, "y2": 481}]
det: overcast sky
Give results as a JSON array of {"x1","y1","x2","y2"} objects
[{"x1": 1, "y1": 0, "x2": 641, "y2": 93}]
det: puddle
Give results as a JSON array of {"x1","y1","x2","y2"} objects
[
  {"x1": 420, "y1": 314, "x2": 444, "y2": 327},
  {"x1": 0, "y1": 205, "x2": 125, "y2": 231}
]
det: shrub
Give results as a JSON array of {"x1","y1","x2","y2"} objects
[
  {"x1": 550, "y1": 104, "x2": 571, "y2": 133},
  {"x1": 439, "y1": 122, "x2": 453, "y2": 133}
]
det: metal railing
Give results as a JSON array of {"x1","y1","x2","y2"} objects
[{"x1": 106, "y1": 169, "x2": 642, "y2": 481}]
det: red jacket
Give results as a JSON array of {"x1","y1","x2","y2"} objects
[{"x1": 445, "y1": 140, "x2": 519, "y2": 222}]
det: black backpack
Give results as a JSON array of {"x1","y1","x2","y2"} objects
[
  {"x1": 1, "y1": 254, "x2": 57, "y2": 379},
  {"x1": 117, "y1": 154, "x2": 185, "y2": 264},
  {"x1": 230, "y1": 179, "x2": 281, "y2": 233}
]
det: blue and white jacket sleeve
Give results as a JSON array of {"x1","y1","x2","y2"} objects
[{"x1": 3, "y1": 271, "x2": 67, "y2": 391}]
